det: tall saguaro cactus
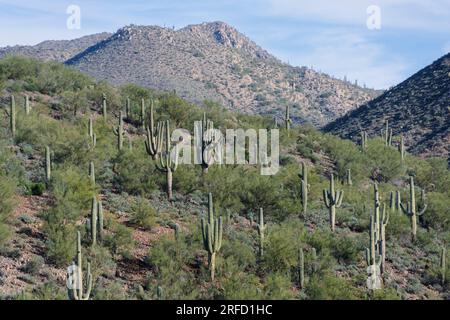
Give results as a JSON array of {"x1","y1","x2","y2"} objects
[
  {"x1": 256, "y1": 208, "x2": 266, "y2": 258},
  {"x1": 398, "y1": 135, "x2": 405, "y2": 161},
  {"x1": 102, "y1": 93, "x2": 107, "y2": 122},
  {"x1": 194, "y1": 113, "x2": 218, "y2": 173},
  {"x1": 89, "y1": 162, "x2": 95, "y2": 186},
  {"x1": 381, "y1": 120, "x2": 392, "y2": 146},
  {"x1": 145, "y1": 102, "x2": 164, "y2": 160},
  {"x1": 113, "y1": 111, "x2": 125, "y2": 151},
  {"x1": 440, "y1": 247, "x2": 446, "y2": 286},
  {"x1": 88, "y1": 117, "x2": 96, "y2": 149},
  {"x1": 298, "y1": 163, "x2": 309, "y2": 217},
  {"x1": 201, "y1": 193, "x2": 223, "y2": 281},
  {"x1": 45, "y1": 146, "x2": 52, "y2": 182},
  {"x1": 140, "y1": 98, "x2": 146, "y2": 130},
  {"x1": 67, "y1": 231, "x2": 92, "y2": 300},
  {"x1": 157, "y1": 120, "x2": 178, "y2": 200},
  {"x1": 88, "y1": 196, "x2": 104, "y2": 245},
  {"x1": 400, "y1": 177, "x2": 427, "y2": 241},
  {"x1": 322, "y1": 174, "x2": 344, "y2": 232},
  {"x1": 284, "y1": 105, "x2": 292, "y2": 135},
  {"x1": 24, "y1": 95, "x2": 31, "y2": 115},
  {"x1": 361, "y1": 131, "x2": 368, "y2": 151},
  {"x1": 7, "y1": 95, "x2": 16, "y2": 137}
]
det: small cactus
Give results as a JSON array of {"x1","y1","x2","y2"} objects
[
  {"x1": 157, "y1": 286, "x2": 164, "y2": 300},
  {"x1": 381, "y1": 120, "x2": 392, "y2": 146},
  {"x1": 284, "y1": 105, "x2": 292, "y2": 135},
  {"x1": 7, "y1": 95, "x2": 16, "y2": 137},
  {"x1": 360, "y1": 131, "x2": 368, "y2": 151},
  {"x1": 89, "y1": 162, "x2": 95, "y2": 186},
  {"x1": 298, "y1": 248, "x2": 305, "y2": 289},
  {"x1": 194, "y1": 113, "x2": 218, "y2": 173},
  {"x1": 67, "y1": 231, "x2": 92, "y2": 300},
  {"x1": 140, "y1": 98, "x2": 146, "y2": 130},
  {"x1": 87, "y1": 196, "x2": 104, "y2": 245},
  {"x1": 256, "y1": 208, "x2": 266, "y2": 258},
  {"x1": 125, "y1": 97, "x2": 131, "y2": 119},
  {"x1": 400, "y1": 177, "x2": 427, "y2": 241},
  {"x1": 322, "y1": 174, "x2": 344, "y2": 232},
  {"x1": 346, "y1": 168, "x2": 353, "y2": 186},
  {"x1": 24, "y1": 95, "x2": 31, "y2": 115},
  {"x1": 398, "y1": 135, "x2": 405, "y2": 161},
  {"x1": 389, "y1": 191, "x2": 401, "y2": 212},
  {"x1": 201, "y1": 193, "x2": 223, "y2": 281}
]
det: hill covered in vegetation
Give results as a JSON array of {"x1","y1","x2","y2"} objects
[{"x1": 0, "y1": 57, "x2": 448, "y2": 300}]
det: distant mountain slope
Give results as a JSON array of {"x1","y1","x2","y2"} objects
[
  {"x1": 64, "y1": 22, "x2": 378, "y2": 126},
  {"x1": 0, "y1": 33, "x2": 111, "y2": 62},
  {"x1": 324, "y1": 53, "x2": 450, "y2": 158}
]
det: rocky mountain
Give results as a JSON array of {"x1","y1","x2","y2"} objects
[
  {"x1": 0, "y1": 22, "x2": 378, "y2": 126},
  {"x1": 0, "y1": 32, "x2": 111, "y2": 63},
  {"x1": 65, "y1": 22, "x2": 379, "y2": 126},
  {"x1": 324, "y1": 53, "x2": 450, "y2": 158}
]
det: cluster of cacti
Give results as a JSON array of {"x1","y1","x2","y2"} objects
[
  {"x1": 88, "y1": 196, "x2": 104, "y2": 245},
  {"x1": 400, "y1": 177, "x2": 427, "y2": 241},
  {"x1": 381, "y1": 120, "x2": 392, "y2": 146},
  {"x1": 113, "y1": 111, "x2": 125, "y2": 151},
  {"x1": 298, "y1": 163, "x2": 309, "y2": 217},
  {"x1": 322, "y1": 174, "x2": 344, "y2": 232},
  {"x1": 256, "y1": 208, "x2": 266, "y2": 258},
  {"x1": 201, "y1": 193, "x2": 223, "y2": 281},
  {"x1": 360, "y1": 130, "x2": 368, "y2": 151},
  {"x1": 145, "y1": 103, "x2": 164, "y2": 160},
  {"x1": 284, "y1": 105, "x2": 292, "y2": 135},
  {"x1": 24, "y1": 95, "x2": 31, "y2": 115},
  {"x1": 365, "y1": 213, "x2": 383, "y2": 290},
  {"x1": 194, "y1": 113, "x2": 217, "y2": 173},
  {"x1": 102, "y1": 93, "x2": 107, "y2": 122},
  {"x1": 67, "y1": 231, "x2": 92, "y2": 300},
  {"x1": 88, "y1": 117, "x2": 96, "y2": 149},
  {"x1": 156, "y1": 120, "x2": 178, "y2": 200},
  {"x1": 45, "y1": 146, "x2": 52, "y2": 182},
  {"x1": 7, "y1": 95, "x2": 16, "y2": 137}
]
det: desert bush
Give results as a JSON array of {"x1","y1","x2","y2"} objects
[{"x1": 129, "y1": 197, "x2": 157, "y2": 230}]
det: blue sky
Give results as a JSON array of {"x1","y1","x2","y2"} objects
[{"x1": 0, "y1": 0, "x2": 449, "y2": 89}]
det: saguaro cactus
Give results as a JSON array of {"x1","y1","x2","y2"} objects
[
  {"x1": 201, "y1": 193, "x2": 223, "y2": 281},
  {"x1": 361, "y1": 131, "x2": 368, "y2": 151},
  {"x1": 102, "y1": 93, "x2": 107, "y2": 122},
  {"x1": 400, "y1": 177, "x2": 427, "y2": 241},
  {"x1": 398, "y1": 135, "x2": 405, "y2": 161},
  {"x1": 298, "y1": 163, "x2": 309, "y2": 217},
  {"x1": 157, "y1": 120, "x2": 178, "y2": 200},
  {"x1": 140, "y1": 98, "x2": 146, "y2": 129},
  {"x1": 194, "y1": 113, "x2": 218, "y2": 173},
  {"x1": 389, "y1": 191, "x2": 401, "y2": 212},
  {"x1": 346, "y1": 168, "x2": 353, "y2": 186},
  {"x1": 256, "y1": 208, "x2": 266, "y2": 258},
  {"x1": 157, "y1": 286, "x2": 164, "y2": 300},
  {"x1": 381, "y1": 120, "x2": 392, "y2": 146},
  {"x1": 89, "y1": 162, "x2": 95, "y2": 186},
  {"x1": 45, "y1": 146, "x2": 52, "y2": 182},
  {"x1": 88, "y1": 117, "x2": 96, "y2": 149},
  {"x1": 88, "y1": 197, "x2": 104, "y2": 245},
  {"x1": 145, "y1": 102, "x2": 164, "y2": 160},
  {"x1": 7, "y1": 95, "x2": 16, "y2": 137},
  {"x1": 24, "y1": 95, "x2": 31, "y2": 115},
  {"x1": 284, "y1": 105, "x2": 292, "y2": 134},
  {"x1": 298, "y1": 248, "x2": 305, "y2": 289},
  {"x1": 365, "y1": 214, "x2": 382, "y2": 290},
  {"x1": 322, "y1": 174, "x2": 344, "y2": 232},
  {"x1": 125, "y1": 97, "x2": 131, "y2": 119},
  {"x1": 440, "y1": 247, "x2": 446, "y2": 286},
  {"x1": 67, "y1": 231, "x2": 92, "y2": 300},
  {"x1": 113, "y1": 111, "x2": 125, "y2": 151}
]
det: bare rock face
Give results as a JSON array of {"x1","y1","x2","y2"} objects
[
  {"x1": 1, "y1": 22, "x2": 378, "y2": 126},
  {"x1": 325, "y1": 53, "x2": 450, "y2": 158}
]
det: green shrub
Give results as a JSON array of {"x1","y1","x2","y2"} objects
[{"x1": 130, "y1": 197, "x2": 157, "y2": 230}]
